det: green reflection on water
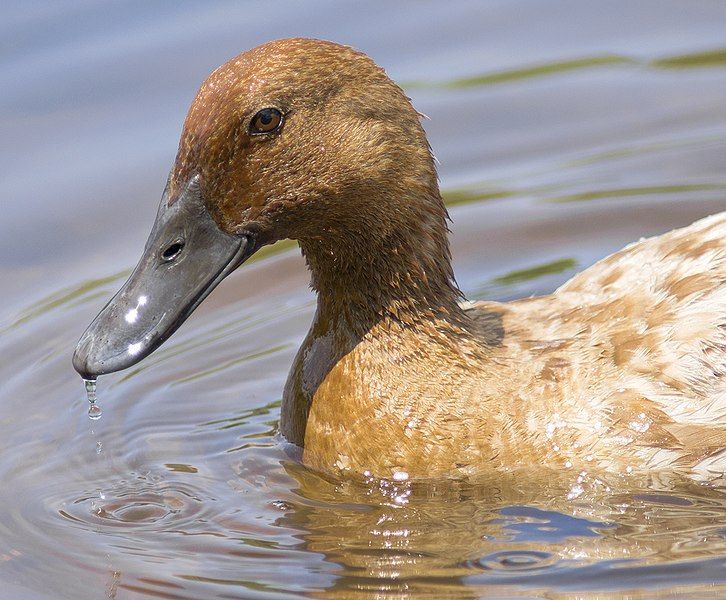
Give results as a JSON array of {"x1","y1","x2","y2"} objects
[
  {"x1": 3, "y1": 269, "x2": 129, "y2": 333},
  {"x1": 404, "y1": 46, "x2": 726, "y2": 91},
  {"x1": 547, "y1": 183, "x2": 726, "y2": 203},
  {"x1": 173, "y1": 345, "x2": 289, "y2": 385},
  {"x1": 201, "y1": 398, "x2": 281, "y2": 430},
  {"x1": 164, "y1": 463, "x2": 199, "y2": 473},
  {"x1": 492, "y1": 258, "x2": 578, "y2": 286},
  {"x1": 175, "y1": 575, "x2": 277, "y2": 594},
  {"x1": 249, "y1": 239, "x2": 297, "y2": 263},
  {"x1": 405, "y1": 55, "x2": 635, "y2": 89},
  {"x1": 443, "y1": 187, "x2": 516, "y2": 207},
  {"x1": 563, "y1": 134, "x2": 726, "y2": 168},
  {"x1": 470, "y1": 258, "x2": 579, "y2": 301},
  {"x1": 653, "y1": 47, "x2": 726, "y2": 69}
]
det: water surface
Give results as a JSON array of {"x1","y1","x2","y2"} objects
[{"x1": 1, "y1": 1, "x2": 726, "y2": 598}]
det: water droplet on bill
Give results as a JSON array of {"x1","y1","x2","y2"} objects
[{"x1": 84, "y1": 378, "x2": 102, "y2": 420}]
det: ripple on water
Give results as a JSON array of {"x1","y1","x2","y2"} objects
[
  {"x1": 57, "y1": 472, "x2": 213, "y2": 533},
  {"x1": 468, "y1": 549, "x2": 559, "y2": 572}
]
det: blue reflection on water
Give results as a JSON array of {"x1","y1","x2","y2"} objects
[{"x1": 496, "y1": 505, "x2": 616, "y2": 542}]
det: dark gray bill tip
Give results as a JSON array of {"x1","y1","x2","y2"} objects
[
  {"x1": 72, "y1": 333, "x2": 110, "y2": 380},
  {"x1": 72, "y1": 175, "x2": 253, "y2": 379}
]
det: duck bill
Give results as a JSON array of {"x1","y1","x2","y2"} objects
[{"x1": 72, "y1": 175, "x2": 253, "y2": 379}]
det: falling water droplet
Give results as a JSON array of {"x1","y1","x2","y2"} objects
[
  {"x1": 84, "y1": 378, "x2": 97, "y2": 401},
  {"x1": 84, "y1": 378, "x2": 103, "y2": 420}
]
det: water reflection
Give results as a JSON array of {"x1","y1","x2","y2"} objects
[{"x1": 271, "y1": 462, "x2": 726, "y2": 598}]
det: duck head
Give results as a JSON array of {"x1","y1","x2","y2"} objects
[{"x1": 73, "y1": 38, "x2": 456, "y2": 379}]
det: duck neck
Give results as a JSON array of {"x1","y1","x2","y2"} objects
[{"x1": 298, "y1": 189, "x2": 468, "y2": 338}]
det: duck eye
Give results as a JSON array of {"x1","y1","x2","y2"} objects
[
  {"x1": 162, "y1": 241, "x2": 184, "y2": 262},
  {"x1": 250, "y1": 108, "x2": 283, "y2": 135}
]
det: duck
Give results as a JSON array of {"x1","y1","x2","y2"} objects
[{"x1": 73, "y1": 38, "x2": 726, "y2": 480}]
